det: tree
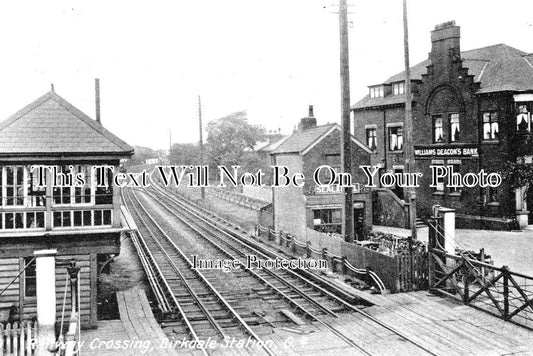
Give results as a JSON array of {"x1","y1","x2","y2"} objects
[
  {"x1": 168, "y1": 143, "x2": 201, "y2": 165},
  {"x1": 500, "y1": 160, "x2": 533, "y2": 208},
  {"x1": 128, "y1": 146, "x2": 158, "y2": 166},
  {"x1": 206, "y1": 111, "x2": 264, "y2": 169}
]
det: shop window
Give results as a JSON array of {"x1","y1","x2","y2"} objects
[
  {"x1": 369, "y1": 86, "x2": 384, "y2": 99},
  {"x1": 516, "y1": 103, "x2": 531, "y2": 131},
  {"x1": 483, "y1": 112, "x2": 499, "y2": 141},
  {"x1": 366, "y1": 128, "x2": 377, "y2": 150},
  {"x1": 392, "y1": 82, "x2": 405, "y2": 96},
  {"x1": 313, "y1": 209, "x2": 342, "y2": 234},
  {"x1": 450, "y1": 114, "x2": 460, "y2": 142},
  {"x1": 24, "y1": 257, "x2": 36, "y2": 297},
  {"x1": 433, "y1": 116, "x2": 444, "y2": 143},
  {"x1": 388, "y1": 126, "x2": 403, "y2": 151}
]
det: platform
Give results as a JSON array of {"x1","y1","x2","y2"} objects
[
  {"x1": 79, "y1": 288, "x2": 533, "y2": 355},
  {"x1": 79, "y1": 288, "x2": 200, "y2": 356}
]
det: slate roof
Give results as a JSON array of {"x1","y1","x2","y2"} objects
[
  {"x1": 353, "y1": 44, "x2": 533, "y2": 109},
  {"x1": 272, "y1": 123, "x2": 371, "y2": 155},
  {"x1": 0, "y1": 90, "x2": 134, "y2": 157},
  {"x1": 272, "y1": 124, "x2": 336, "y2": 154}
]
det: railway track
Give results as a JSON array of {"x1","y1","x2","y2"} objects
[
  {"x1": 123, "y1": 181, "x2": 438, "y2": 355},
  {"x1": 123, "y1": 188, "x2": 275, "y2": 356}
]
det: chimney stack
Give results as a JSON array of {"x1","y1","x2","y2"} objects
[
  {"x1": 298, "y1": 105, "x2": 317, "y2": 130},
  {"x1": 95, "y1": 78, "x2": 101, "y2": 124},
  {"x1": 430, "y1": 21, "x2": 461, "y2": 79}
]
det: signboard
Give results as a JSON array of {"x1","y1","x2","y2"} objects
[
  {"x1": 414, "y1": 144, "x2": 479, "y2": 159},
  {"x1": 307, "y1": 183, "x2": 370, "y2": 195}
]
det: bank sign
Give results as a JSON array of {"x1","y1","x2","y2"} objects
[{"x1": 414, "y1": 144, "x2": 479, "y2": 158}]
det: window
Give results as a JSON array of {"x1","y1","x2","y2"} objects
[
  {"x1": 488, "y1": 186, "x2": 498, "y2": 203},
  {"x1": 95, "y1": 166, "x2": 113, "y2": 205},
  {"x1": 369, "y1": 86, "x2": 384, "y2": 99},
  {"x1": 450, "y1": 114, "x2": 460, "y2": 142},
  {"x1": 366, "y1": 128, "x2": 377, "y2": 150},
  {"x1": 448, "y1": 161, "x2": 461, "y2": 194},
  {"x1": 392, "y1": 82, "x2": 405, "y2": 96},
  {"x1": 516, "y1": 103, "x2": 532, "y2": 131},
  {"x1": 313, "y1": 209, "x2": 342, "y2": 234},
  {"x1": 24, "y1": 257, "x2": 36, "y2": 297},
  {"x1": 431, "y1": 160, "x2": 444, "y2": 195},
  {"x1": 52, "y1": 165, "x2": 72, "y2": 205},
  {"x1": 5, "y1": 167, "x2": 24, "y2": 206},
  {"x1": 388, "y1": 126, "x2": 403, "y2": 151},
  {"x1": 483, "y1": 112, "x2": 499, "y2": 141},
  {"x1": 433, "y1": 116, "x2": 444, "y2": 143},
  {"x1": 28, "y1": 168, "x2": 46, "y2": 207}
]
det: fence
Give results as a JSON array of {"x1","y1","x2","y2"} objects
[
  {"x1": 0, "y1": 322, "x2": 37, "y2": 356},
  {"x1": 257, "y1": 224, "x2": 428, "y2": 293},
  {"x1": 429, "y1": 248, "x2": 533, "y2": 330}
]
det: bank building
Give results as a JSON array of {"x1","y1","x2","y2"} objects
[{"x1": 352, "y1": 21, "x2": 533, "y2": 230}]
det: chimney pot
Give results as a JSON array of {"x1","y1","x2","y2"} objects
[{"x1": 298, "y1": 105, "x2": 317, "y2": 130}]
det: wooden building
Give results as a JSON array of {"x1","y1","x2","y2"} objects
[{"x1": 0, "y1": 90, "x2": 133, "y2": 327}]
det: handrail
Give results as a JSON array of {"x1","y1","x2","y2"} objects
[
  {"x1": 0, "y1": 256, "x2": 36, "y2": 297},
  {"x1": 430, "y1": 247, "x2": 533, "y2": 280}
]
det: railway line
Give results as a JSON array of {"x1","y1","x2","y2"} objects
[{"x1": 122, "y1": 182, "x2": 438, "y2": 355}]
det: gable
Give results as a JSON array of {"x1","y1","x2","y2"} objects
[{"x1": 0, "y1": 91, "x2": 133, "y2": 157}]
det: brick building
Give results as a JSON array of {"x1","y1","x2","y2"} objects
[
  {"x1": 270, "y1": 106, "x2": 372, "y2": 240},
  {"x1": 352, "y1": 21, "x2": 533, "y2": 229},
  {"x1": 0, "y1": 90, "x2": 133, "y2": 327}
]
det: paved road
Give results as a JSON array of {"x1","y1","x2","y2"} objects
[{"x1": 455, "y1": 229, "x2": 533, "y2": 276}]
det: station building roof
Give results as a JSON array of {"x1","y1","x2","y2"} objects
[
  {"x1": 0, "y1": 90, "x2": 134, "y2": 158},
  {"x1": 353, "y1": 44, "x2": 533, "y2": 109}
]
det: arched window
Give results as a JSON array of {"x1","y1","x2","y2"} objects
[{"x1": 426, "y1": 85, "x2": 464, "y2": 143}]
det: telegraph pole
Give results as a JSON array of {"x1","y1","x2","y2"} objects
[
  {"x1": 339, "y1": 0, "x2": 354, "y2": 243},
  {"x1": 403, "y1": 0, "x2": 417, "y2": 240},
  {"x1": 198, "y1": 95, "x2": 205, "y2": 199}
]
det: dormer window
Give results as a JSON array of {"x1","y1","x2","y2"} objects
[
  {"x1": 369, "y1": 86, "x2": 384, "y2": 99},
  {"x1": 392, "y1": 82, "x2": 405, "y2": 96}
]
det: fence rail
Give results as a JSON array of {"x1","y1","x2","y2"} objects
[
  {"x1": 256, "y1": 224, "x2": 390, "y2": 293},
  {"x1": 0, "y1": 322, "x2": 37, "y2": 356},
  {"x1": 429, "y1": 248, "x2": 533, "y2": 330}
]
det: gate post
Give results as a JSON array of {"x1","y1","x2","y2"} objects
[
  {"x1": 502, "y1": 265, "x2": 510, "y2": 320},
  {"x1": 34, "y1": 249, "x2": 57, "y2": 355}
]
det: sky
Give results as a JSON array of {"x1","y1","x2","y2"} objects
[{"x1": 0, "y1": 0, "x2": 531, "y2": 150}]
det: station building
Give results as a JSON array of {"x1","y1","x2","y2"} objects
[
  {"x1": 270, "y1": 106, "x2": 373, "y2": 240},
  {"x1": 352, "y1": 21, "x2": 533, "y2": 229},
  {"x1": 0, "y1": 90, "x2": 133, "y2": 327}
]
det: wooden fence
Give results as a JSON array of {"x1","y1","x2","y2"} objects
[
  {"x1": 429, "y1": 248, "x2": 533, "y2": 330},
  {"x1": 0, "y1": 322, "x2": 37, "y2": 356},
  {"x1": 257, "y1": 224, "x2": 428, "y2": 293},
  {"x1": 396, "y1": 252, "x2": 428, "y2": 292}
]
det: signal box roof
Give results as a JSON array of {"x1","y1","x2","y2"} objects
[{"x1": 0, "y1": 90, "x2": 133, "y2": 158}]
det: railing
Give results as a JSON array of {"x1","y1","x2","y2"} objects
[
  {"x1": 0, "y1": 322, "x2": 37, "y2": 356},
  {"x1": 257, "y1": 224, "x2": 387, "y2": 293},
  {"x1": 429, "y1": 247, "x2": 533, "y2": 330}
]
